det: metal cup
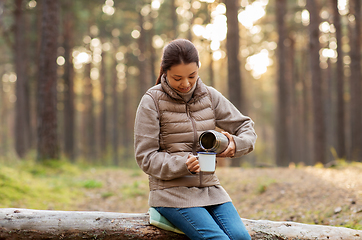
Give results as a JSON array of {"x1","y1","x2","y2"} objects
[{"x1": 199, "y1": 130, "x2": 229, "y2": 154}]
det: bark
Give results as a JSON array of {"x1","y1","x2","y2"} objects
[
  {"x1": 121, "y1": 59, "x2": 131, "y2": 162},
  {"x1": 170, "y1": 0, "x2": 178, "y2": 38},
  {"x1": 349, "y1": 0, "x2": 362, "y2": 162},
  {"x1": 300, "y1": 48, "x2": 313, "y2": 166},
  {"x1": 224, "y1": 0, "x2": 243, "y2": 167},
  {"x1": 138, "y1": 12, "x2": 149, "y2": 100},
  {"x1": 209, "y1": 50, "x2": 215, "y2": 87},
  {"x1": 148, "y1": 15, "x2": 157, "y2": 85},
  {"x1": 224, "y1": 0, "x2": 243, "y2": 112},
  {"x1": 14, "y1": 0, "x2": 30, "y2": 158},
  {"x1": 275, "y1": 0, "x2": 290, "y2": 167},
  {"x1": 62, "y1": 0, "x2": 75, "y2": 161},
  {"x1": 37, "y1": 0, "x2": 59, "y2": 160},
  {"x1": 306, "y1": 0, "x2": 326, "y2": 165},
  {"x1": 99, "y1": 47, "x2": 107, "y2": 157},
  {"x1": 112, "y1": 55, "x2": 119, "y2": 165},
  {"x1": 288, "y1": 37, "x2": 297, "y2": 164},
  {"x1": 331, "y1": 0, "x2": 346, "y2": 159},
  {"x1": 0, "y1": 68, "x2": 8, "y2": 156},
  {"x1": 0, "y1": 209, "x2": 361, "y2": 240},
  {"x1": 83, "y1": 62, "x2": 96, "y2": 161}
]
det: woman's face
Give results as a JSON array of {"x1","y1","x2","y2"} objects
[{"x1": 166, "y1": 62, "x2": 198, "y2": 93}]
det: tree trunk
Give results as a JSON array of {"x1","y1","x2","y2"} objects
[
  {"x1": 148, "y1": 15, "x2": 157, "y2": 85},
  {"x1": 37, "y1": 0, "x2": 59, "y2": 161},
  {"x1": 0, "y1": 68, "x2": 8, "y2": 157},
  {"x1": 99, "y1": 47, "x2": 107, "y2": 158},
  {"x1": 62, "y1": 0, "x2": 75, "y2": 161},
  {"x1": 331, "y1": 0, "x2": 346, "y2": 160},
  {"x1": 224, "y1": 0, "x2": 243, "y2": 112},
  {"x1": 138, "y1": 12, "x2": 149, "y2": 101},
  {"x1": 288, "y1": 37, "x2": 297, "y2": 164},
  {"x1": 170, "y1": 0, "x2": 178, "y2": 38},
  {"x1": 14, "y1": 0, "x2": 30, "y2": 158},
  {"x1": 0, "y1": 209, "x2": 361, "y2": 240},
  {"x1": 306, "y1": 0, "x2": 326, "y2": 165},
  {"x1": 84, "y1": 61, "x2": 97, "y2": 162},
  {"x1": 275, "y1": 0, "x2": 290, "y2": 167},
  {"x1": 112, "y1": 55, "x2": 119, "y2": 166},
  {"x1": 121, "y1": 58, "x2": 131, "y2": 163},
  {"x1": 301, "y1": 49, "x2": 313, "y2": 166},
  {"x1": 349, "y1": 0, "x2": 362, "y2": 162},
  {"x1": 209, "y1": 50, "x2": 215, "y2": 87},
  {"x1": 224, "y1": 0, "x2": 243, "y2": 167}
]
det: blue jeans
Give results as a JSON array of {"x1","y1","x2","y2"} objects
[{"x1": 155, "y1": 202, "x2": 251, "y2": 240}]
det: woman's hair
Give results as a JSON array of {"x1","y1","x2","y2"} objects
[{"x1": 156, "y1": 39, "x2": 199, "y2": 85}]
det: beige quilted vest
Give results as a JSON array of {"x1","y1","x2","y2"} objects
[{"x1": 145, "y1": 77, "x2": 220, "y2": 190}]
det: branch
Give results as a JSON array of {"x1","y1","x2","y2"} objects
[{"x1": 0, "y1": 208, "x2": 361, "y2": 240}]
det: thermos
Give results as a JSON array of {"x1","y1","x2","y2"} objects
[{"x1": 199, "y1": 130, "x2": 229, "y2": 154}]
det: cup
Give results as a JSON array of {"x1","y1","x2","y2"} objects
[{"x1": 197, "y1": 152, "x2": 217, "y2": 172}]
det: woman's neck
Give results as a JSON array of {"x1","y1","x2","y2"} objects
[{"x1": 166, "y1": 77, "x2": 197, "y2": 102}]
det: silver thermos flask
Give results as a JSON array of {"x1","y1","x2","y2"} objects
[{"x1": 199, "y1": 130, "x2": 229, "y2": 154}]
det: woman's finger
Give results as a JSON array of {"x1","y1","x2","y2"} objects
[
  {"x1": 217, "y1": 132, "x2": 235, "y2": 158},
  {"x1": 186, "y1": 155, "x2": 200, "y2": 172}
]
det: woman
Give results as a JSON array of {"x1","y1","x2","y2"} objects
[{"x1": 134, "y1": 39, "x2": 256, "y2": 240}]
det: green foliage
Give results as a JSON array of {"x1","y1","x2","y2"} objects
[
  {"x1": 344, "y1": 221, "x2": 362, "y2": 230},
  {"x1": 0, "y1": 162, "x2": 79, "y2": 210},
  {"x1": 255, "y1": 177, "x2": 277, "y2": 194},
  {"x1": 24, "y1": 159, "x2": 81, "y2": 177},
  {"x1": 120, "y1": 180, "x2": 148, "y2": 199},
  {"x1": 101, "y1": 191, "x2": 114, "y2": 199},
  {"x1": 81, "y1": 179, "x2": 103, "y2": 189}
]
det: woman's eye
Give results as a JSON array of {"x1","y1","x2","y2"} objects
[{"x1": 174, "y1": 78, "x2": 182, "y2": 81}]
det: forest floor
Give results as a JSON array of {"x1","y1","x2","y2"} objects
[{"x1": 75, "y1": 162, "x2": 362, "y2": 230}]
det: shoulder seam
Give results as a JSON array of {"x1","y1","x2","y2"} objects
[{"x1": 145, "y1": 92, "x2": 160, "y2": 118}]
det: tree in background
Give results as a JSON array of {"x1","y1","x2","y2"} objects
[
  {"x1": 14, "y1": 0, "x2": 31, "y2": 158},
  {"x1": 349, "y1": 0, "x2": 362, "y2": 162},
  {"x1": 331, "y1": 0, "x2": 346, "y2": 160},
  {"x1": 306, "y1": 0, "x2": 326, "y2": 165},
  {"x1": 1, "y1": 0, "x2": 361, "y2": 166},
  {"x1": 275, "y1": 0, "x2": 290, "y2": 167},
  {"x1": 62, "y1": 0, "x2": 75, "y2": 161},
  {"x1": 37, "y1": 0, "x2": 59, "y2": 160},
  {"x1": 224, "y1": 0, "x2": 244, "y2": 167}
]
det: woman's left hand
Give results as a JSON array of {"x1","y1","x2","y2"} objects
[{"x1": 217, "y1": 131, "x2": 236, "y2": 158}]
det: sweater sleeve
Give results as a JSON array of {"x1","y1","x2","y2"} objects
[
  {"x1": 134, "y1": 94, "x2": 191, "y2": 181},
  {"x1": 208, "y1": 87, "x2": 257, "y2": 158}
]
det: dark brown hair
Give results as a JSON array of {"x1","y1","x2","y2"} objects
[{"x1": 156, "y1": 39, "x2": 199, "y2": 85}]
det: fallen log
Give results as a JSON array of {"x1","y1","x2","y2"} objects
[{"x1": 0, "y1": 208, "x2": 361, "y2": 240}]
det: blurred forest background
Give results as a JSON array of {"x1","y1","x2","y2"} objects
[{"x1": 0, "y1": 0, "x2": 361, "y2": 167}]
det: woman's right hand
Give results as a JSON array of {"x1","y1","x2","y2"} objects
[{"x1": 186, "y1": 154, "x2": 200, "y2": 173}]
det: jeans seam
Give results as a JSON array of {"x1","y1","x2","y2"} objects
[
  {"x1": 177, "y1": 210, "x2": 205, "y2": 239},
  {"x1": 209, "y1": 208, "x2": 233, "y2": 240},
  {"x1": 178, "y1": 208, "x2": 207, "y2": 240}
]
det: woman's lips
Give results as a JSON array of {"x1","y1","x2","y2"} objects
[{"x1": 178, "y1": 86, "x2": 191, "y2": 92}]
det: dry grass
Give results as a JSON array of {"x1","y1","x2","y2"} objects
[{"x1": 75, "y1": 164, "x2": 362, "y2": 230}]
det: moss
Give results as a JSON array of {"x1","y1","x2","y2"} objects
[
  {"x1": 81, "y1": 179, "x2": 103, "y2": 189},
  {"x1": 0, "y1": 161, "x2": 80, "y2": 210}
]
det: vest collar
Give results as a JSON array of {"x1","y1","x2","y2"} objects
[{"x1": 160, "y1": 75, "x2": 209, "y2": 103}]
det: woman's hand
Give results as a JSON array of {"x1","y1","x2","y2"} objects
[
  {"x1": 217, "y1": 131, "x2": 236, "y2": 158},
  {"x1": 186, "y1": 154, "x2": 200, "y2": 173}
]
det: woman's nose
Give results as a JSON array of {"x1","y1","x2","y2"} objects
[{"x1": 181, "y1": 78, "x2": 190, "y2": 86}]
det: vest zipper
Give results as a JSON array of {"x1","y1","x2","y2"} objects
[{"x1": 185, "y1": 103, "x2": 202, "y2": 187}]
